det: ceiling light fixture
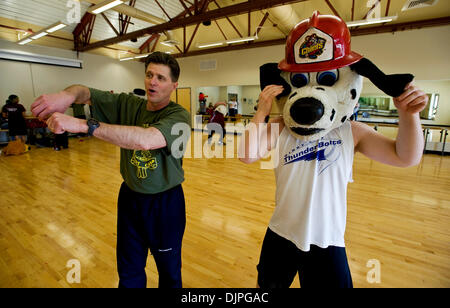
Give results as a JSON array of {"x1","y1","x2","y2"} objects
[
  {"x1": 88, "y1": 0, "x2": 125, "y2": 15},
  {"x1": 119, "y1": 53, "x2": 152, "y2": 61},
  {"x1": 18, "y1": 38, "x2": 33, "y2": 45},
  {"x1": 16, "y1": 21, "x2": 67, "y2": 45},
  {"x1": 160, "y1": 40, "x2": 180, "y2": 47},
  {"x1": 197, "y1": 36, "x2": 258, "y2": 49},
  {"x1": 198, "y1": 42, "x2": 224, "y2": 48},
  {"x1": 226, "y1": 36, "x2": 257, "y2": 44},
  {"x1": 346, "y1": 16, "x2": 398, "y2": 28},
  {"x1": 46, "y1": 22, "x2": 68, "y2": 33},
  {"x1": 30, "y1": 32, "x2": 49, "y2": 40},
  {"x1": 119, "y1": 57, "x2": 135, "y2": 61},
  {"x1": 134, "y1": 54, "x2": 150, "y2": 59}
]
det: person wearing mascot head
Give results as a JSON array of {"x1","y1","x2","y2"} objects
[{"x1": 240, "y1": 12, "x2": 429, "y2": 288}]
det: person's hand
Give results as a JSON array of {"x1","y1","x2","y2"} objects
[
  {"x1": 31, "y1": 91, "x2": 75, "y2": 121},
  {"x1": 256, "y1": 85, "x2": 284, "y2": 116},
  {"x1": 46, "y1": 113, "x2": 87, "y2": 134},
  {"x1": 394, "y1": 83, "x2": 428, "y2": 116}
]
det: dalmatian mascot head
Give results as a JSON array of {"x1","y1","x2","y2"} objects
[{"x1": 260, "y1": 11, "x2": 414, "y2": 141}]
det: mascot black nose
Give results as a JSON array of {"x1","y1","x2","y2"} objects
[{"x1": 289, "y1": 97, "x2": 324, "y2": 125}]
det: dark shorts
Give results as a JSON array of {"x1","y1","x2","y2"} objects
[
  {"x1": 257, "y1": 228, "x2": 353, "y2": 288},
  {"x1": 116, "y1": 182, "x2": 186, "y2": 288}
]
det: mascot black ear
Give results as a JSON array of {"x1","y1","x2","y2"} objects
[
  {"x1": 350, "y1": 58, "x2": 414, "y2": 97},
  {"x1": 260, "y1": 63, "x2": 291, "y2": 99}
]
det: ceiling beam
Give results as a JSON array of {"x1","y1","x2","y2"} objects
[
  {"x1": 362, "y1": 0, "x2": 381, "y2": 20},
  {"x1": 179, "y1": 0, "x2": 193, "y2": 17},
  {"x1": 350, "y1": 16, "x2": 450, "y2": 36},
  {"x1": 101, "y1": 13, "x2": 119, "y2": 36},
  {"x1": 119, "y1": 0, "x2": 137, "y2": 35},
  {"x1": 351, "y1": 0, "x2": 355, "y2": 21},
  {"x1": 324, "y1": 0, "x2": 342, "y2": 19},
  {"x1": 139, "y1": 34, "x2": 159, "y2": 53},
  {"x1": 79, "y1": 0, "x2": 305, "y2": 51},
  {"x1": 385, "y1": 0, "x2": 391, "y2": 16},
  {"x1": 214, "y1": 19, "x2": 228, "y2": 40},
  {"x1": 73, "y1": 10, "x2": 97, "y2": 51},
  {"x1": 255, "y1": 12, "x2": 270, "y2": 37},
  {"x1": 212, "y1": 0, "x2": 243, "y2": 38},
  {"x1": 184, "y1": 0, "x2": 211, "y2": 53},
  {"x1": 154, "y1": 0, "x2": 172, "y2": 20}
]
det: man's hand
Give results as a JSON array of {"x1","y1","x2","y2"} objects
[
  {"x1": 46, "y1": 112, "x2": 87, "y2": 135},
  {"x1": 31, "y1": 91, "x2": 76, "y2": 121},
  {"x1": 256, "y1": 85, "x2": 284, "y2": 117},
  {"x1": 394, "y1": 83, "x2": 428, "y2": 116}
]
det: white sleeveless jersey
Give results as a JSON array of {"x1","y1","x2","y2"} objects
[{"x1": 269, "y1": 121, "x2": 354, "y2": 252}]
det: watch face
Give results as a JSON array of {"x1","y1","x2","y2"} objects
[
  {"x1": 88, "y1": 119, "x2": 99, "y2": 127},
  {"x1": 87, "y1": 119, "x2": 99, "y2": 136}
]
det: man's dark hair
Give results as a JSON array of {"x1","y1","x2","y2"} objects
[
  {"x1": 8, "y1": 94, "x2": 18, "y2": 101},
  {"x1": 145, "y1": 52, "x2": 180, "y2": 82}
]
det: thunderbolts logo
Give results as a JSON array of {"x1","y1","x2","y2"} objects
[{"x1": 299, "y1": 34, "x2": 326, "y2": 60}]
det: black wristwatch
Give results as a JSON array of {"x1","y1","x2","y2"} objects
[{"x1": 87, "y1": 118, "x2": 100, "y2": 136}]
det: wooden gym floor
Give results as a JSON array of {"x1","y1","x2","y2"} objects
[{"x1": 0, "y1": 130, "x2": 449, "y2": 288}]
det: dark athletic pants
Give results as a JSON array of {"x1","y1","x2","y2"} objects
[
  {"x1": 257, "y1": 228, "x2": 353, "y2": 288},
  {"x1": 117, "y1": 182, "x2": 186, "y2": 288}
]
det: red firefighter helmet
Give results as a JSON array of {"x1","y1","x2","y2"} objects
[{"x1": 279, "y1": 11, "x2": 363, "y2": 73}]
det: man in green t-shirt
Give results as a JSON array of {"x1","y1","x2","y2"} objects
[{"x1": 31, "y1": 52, "x2": 191, "y2": 288}]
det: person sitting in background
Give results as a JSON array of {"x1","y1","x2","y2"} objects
[{"x1": 1, "y1": 95, "x2": 27, "y2": 142}]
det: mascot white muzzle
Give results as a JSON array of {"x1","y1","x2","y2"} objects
[{"x1": 260, "y1": 12, "x2": 414, "y2": 141}]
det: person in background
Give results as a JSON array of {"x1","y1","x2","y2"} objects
[
  {"x1": 206, "y1": 103, "x2": 214, "y2": 117},
  {"x1": 228, "y1": 97, "x2": 239, "y2": 122},
  {"x1": 1, "y1": 95, "x2": 27, "y2": 142},
  {"x1": 207, "y1": 102, "x2": 227, "y2": 145},
  {"x1": 351, "y1": 101, "x2": 360, "y2": 121},
  {"x1": 198, "y1": 92, "x2": 208, "y2": 115}
]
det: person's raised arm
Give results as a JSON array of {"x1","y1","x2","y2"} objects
[
  {"x1": 353, "y1": 83, "x2": 428, "y2": 167},
  {"x1": 239, "y1": 85, "x2": 284, "y2": 164},
  {"x1": 45, "y1": 112, "x2": 167, "y2": 151},
  {"x1": 31, "y1": 85, "x2": 91, "y2": 121}
]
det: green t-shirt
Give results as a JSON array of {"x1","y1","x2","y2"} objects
[
  {"x1": 71, "y1": 103, "x2": 86, "y2": 117},
  {"x1": 89, "y1": 88, "x2": 191, "y2": 194}
]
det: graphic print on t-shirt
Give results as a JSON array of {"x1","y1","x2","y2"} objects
[
  {"x1": 130, "y1": 123, "x2": 158, "y2": 179},
  {"x1": 283, "y1": 138, "x2": 342, "y2": 175}
]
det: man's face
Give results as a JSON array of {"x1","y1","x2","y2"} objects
[{"x1": 144, "y1": 63, "x2": 178, "y2": 106}]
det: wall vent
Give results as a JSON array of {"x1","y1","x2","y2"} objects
[
  {"x1": 199, "y1": 59, "x2": 217, "y2": 71},
  {"x1": 402, "y1": 0, "x2": 439, "y2": 11}
]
